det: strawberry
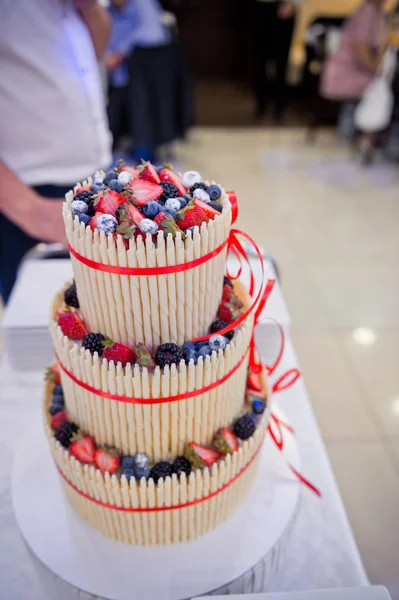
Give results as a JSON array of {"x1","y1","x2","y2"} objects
[
  {"x1": 51, "y1": 410, "x2": 67, "y2": 431},
  {"x1": 212, "y1": 428, "x2": 238, "y2": 455},
  {"x1": 158, "y1": 168, "x2": 186, "y2": 196},
  {"x1": 217, "y1": 302, "x2": 241, "y2": 324},
  {"x1": 176, "y1": 203, "x2": 209, "y2": 230},
  {"x1": 94, "y1": 447, "x2": 120, "y2": 474},
  {"x1": 127, "y1": 179, "x2": 163, "y2": 207},
  {"x1": 132, "y1": 343, "x2": 156, "y2": 369},
  {"x1": 247, "y1": 369, "x2": 263, "y2": 393},
  {"x1": 154, "y1": 211, "x2": 184, "y2": 239},
  {"x1": 222, "y1": 283, "x2": 233, "y2": 301},
  {"x1": 120, "y1": 164, "x2": 139, "y2": 179},
  {"x1": 137, "y1": 160, "x2": 160, "y2": 184},
  {"x1": 45, "y1": 363, "x2": 61, "y2": 385},
  {"x1": 94, "y1": 190, "x2": 125, "y2": 217},
  {"x1": 70, "y1": 435, "x2": 95, "y2": 464},
  {"x1": 184, "y1": 442, "x2": 220, "y2": 469},
  {"x1": 102, "y1": 340, "x2": 135, "y2": 366},
  {"x1": 75, "y1": 185, "x2": 91, "y2": 194},
  {"x1": 58, "y1": 309, "x2": 87, "y2": 340},
  {"x1": 194, "y1": 199, "x2": 220, "y2": 220},
  {"x1": 89, "y1": 213, "x2": 102, "y2": 232}
]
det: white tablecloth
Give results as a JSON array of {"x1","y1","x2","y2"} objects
[{"x1": 0, "y1": 263, "x2": 368, "y2": 599}]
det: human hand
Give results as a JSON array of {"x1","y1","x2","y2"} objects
[
  {"x1": 23, "y1": 196, "x2": 67, "y2": 245},
  {"x1": 278, "y1": 1, "x2": 295, "y2": 20},
  {"x1": 105, "y1": 52, "x2": 125, "y2": 71}
]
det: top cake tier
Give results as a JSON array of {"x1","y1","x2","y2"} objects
[{"x1": 63, "y1": 162, "x2": 232, "y2": 349}]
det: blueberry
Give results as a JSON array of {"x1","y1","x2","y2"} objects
[
  {"x1": 207, "y1": 185, "x2": 221, "y2": 200},
  {"x1": 70, "y1": 200, "x2": 88, "y2": 214},
  {"x1": 51, "y1": 394, "x2": 64, "y2": 405},
  {"x1": 163, "y1": 207, "x2": 177, "y2": 220},
  {"x1": 209, "y1": 201, "x2": 223, "y2": 213},
  {"x1": 184, "y1": 226, "x2": 197, "y2": 236},
  {"x1": 194, "y1": 340, "x2": 208, "y2": 351},
  {"x1": 183, "y1": 348, "x2": 198, "y2": 364},
  {"x1": 198, "y1": 344, "x2": 211, "y2": 359},
  {"x1": 143, "y1": 201, "x2": 161, "y2": 219},
  {"x1": 156, "y1": 165, "x2": 164, "y2": 173},
  {"x1": 134, "y1": 465, "x2": 150, "y2": 480},
  {"x1": 97, "y1": 214, "x2": 118, "y2": 234},
  {"x1": 91, "y1": 182, "x2": 106, "y2": 193},
  {"x1": 108, "y1": 179, "x2": 123, "y2": 192},
  {"x1": 49, "y1": 404, "x2": 63, "y2": 416},
  {"x1": 53, "y1": 384, "x2": 64, "y2": 396},
  {"x1": 122, "y1": 468, "x2": 135, "y2": 481},
  {"x1": 121, "y1": 456, "x2": 136, "y2": 470},
  {"x1": 179, "y1": 196, "x2": 188, "y2": 209},
  {"x1": 104, "y1": 170, "x2": 117, "y2": 185},
  {"x1": 164, "y1": 198, "x2": 181, "y2": 211},
  {"x1": 183, "y1": 341, "x2": 196, "y2": 352},
  {"x1": 134, "y1": 453, "x2": 149, "y2": 468},
  {"x1": 252, "y1": 400, "x2": 266, "y2": 415},
  {"x1": 209, "y1": 334, "x2": 228, "y2": 352},
  {"x1": 76, "y1": 212, "x2": 91, "y2": 226},
  {"x1": 138, "y1": 218, "x2": 159, "y2": 235}
]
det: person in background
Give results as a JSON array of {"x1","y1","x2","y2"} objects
[
  {"x1": 105, "y1": 0, "x2": 171, "y2": 162},
  {"x1": 252, "y1": 0, "x2": 305, "y2": 121},
  {"x1": 0, "y1": 0, "x2": 112, "y2": 303}
]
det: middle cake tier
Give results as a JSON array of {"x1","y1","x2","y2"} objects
[{"x1": 51, "y1": 288, "x2": 254, "y2": 462}]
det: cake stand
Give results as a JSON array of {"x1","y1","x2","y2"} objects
[{"x1": 12, "y1": 407, "x2": 300, "y2": 600}]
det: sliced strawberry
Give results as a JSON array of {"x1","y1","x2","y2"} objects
[
  {"x1": 94, "y1": 190, "x2": 125, "y2": 217},
  {"x1": 247, "y1": 370, "x2": 263, "y2": 393},
  {"x1": 154, "y1": 211, "x2": 183, "y2": 238},
  {"x1": 58, "y1": 310, "x2": 87, "y2": 340},
  {"x1": 212, "y1": 428, "x2": 239, "y2": 455},
  {"x1": 184, "y1": 442, "x2": 220, "y2": 468},
  {"x1": 70, "y1": 435, "x2": 95, "y2": 464},
  {"x1": 176, "y1": 204, "x2": 209, "y2": 230},
  {"x1": 75, "y1": 185, "x2": 91, "y2": 194},
  {"x1": 127, "y1": 179, "x2": 162, "y2": 207},
  {"x1": 132, "y1": 343, "x2": 156, "y2": 369},
  {"x1": 194, "y1": 199, "x2": 219, "y2": 220},
  {"x1": 45, "y1": 364, "x2": 61, "y2": 385},
  {"x1": 138, "y1": 160, "x2": 160, "y2": 184},
  {"x1": 118, "y1": 202, "x2": 144, "y2": 224},
  {"x1": 94, "y1": 447, "x2": 120, "y2": 474},
  {"x1": 51, "y1": 410, "x2": 67, "y2": 431},
  {"x1": 158, "y1": 168, "x2": 186, "y2": 196},
  {"x1": 103, "y1": 340, "x2": 135, "y2": 366},
  {"x1": 89, "y1": 213, "x2": 101, "y2": 232},
  {"x1": 120, "y1": 164, "x2": 139, "y2": 179},
  {"x1": 217, "y1": 302, "x2": 241, "y2": 324},
  {"x1": 222, "y1": 284, "x2": 233, "y2": 301}
]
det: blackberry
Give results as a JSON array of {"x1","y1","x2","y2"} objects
[
  {"x1": 233, "y1": 413, "x2": 256, "y2": 441},
  {"x1": 82, "y1": 333, "x2": 106, "y2": 356},
  {"x1": 55, "y1": 421, "x2": 78, "y2": 448},
  {"x1": 159, "y1": 181, "x2": 179, "y2": 203},
  {"x1": 172, "y1": 456, "x2": 192, "y2": 477},
  {"x1": 209, "y1": 319, "x2": 234, "y2": 342},
  {"x1": 74, "y1": 190, "x2": 95, "y2": 217},
  {"x1": 150, "y1": 461, "x2": 172, "y2": 483},
  {"x1": 189, "y1": 182, "x2": 207, "y2": 194},
  {"x1": 155, "y1": 343, "x2": 183, "y2": 368},
  {"x1": 64, "y1": 282, "x2": 79, "y2": 309},
  {"x1": 224, "y1": 276, "x2": 233, "y2": 289}
]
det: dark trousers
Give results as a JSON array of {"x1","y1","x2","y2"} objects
[
  {"x1": 252, "y1": 2, "x2": 295, "y2": 117},
  {"x1": 0, "y1": 184, "x2": 73, "y2": 303},
  {"x1": 107, "y1": 84, "x2": 129, "y2": 150}
]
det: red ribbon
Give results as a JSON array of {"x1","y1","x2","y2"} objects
[
  {"x1": 227, "y1": 191, "x2": 238, "y2": 224},
  {"x1": 55, "y1": 423, "x2": 267, "y2": 513},
  {"x1": 57, "y1": 346, "x2": 250, "y2": 405}
]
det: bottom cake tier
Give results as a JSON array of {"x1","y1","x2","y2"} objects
[{"x1": 44, "y1": 376, "x2": 270, "y2": 545}]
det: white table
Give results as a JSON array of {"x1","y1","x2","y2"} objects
[{"x1": 0, "y1": 262, "x2": 368, "y2": 599}]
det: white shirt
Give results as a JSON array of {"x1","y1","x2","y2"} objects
[{"x1": 0, "y1": 0, "x2": 112, "y2": 186}]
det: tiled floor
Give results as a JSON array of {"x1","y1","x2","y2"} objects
[{"x1": 176, "y1": 128, "x2": 399, "y2": 595}]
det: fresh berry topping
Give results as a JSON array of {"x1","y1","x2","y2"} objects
[
  {"x1": 51, "y1": 410, "x2": 67, "y2": 431},
  {"x1": 158, "y1": 168, "x2": 186, "y2": 195},
  {"x1": 58, "y1": 310, "x2": 87, "y2": 340},
  {"x1": 93, "y1": 171, "x2": 105, "y2": 184},
  {"x1": 193, "y1": 188, "x2": 211, "y2": 203},
  {"x1": 224, "y1": 276, "x2": 234, "y2": 289},
  {"x1": 222, "y1": 283, "x2": 233, "y2": 301},
  {"x1": 104, "y1": 169, "x2": 118, "y2": 185},
  {"x1": 127, "y1": 179, "x2": 163, "y2": 206},
  {"x1": 252, "y1": 400, "x2": 266, "y2": 415},
  {"x1": 91, "y1": 182, "x2": 107, "y2": 193},
  {"x1": 163, "y1": 207, "x2": 178, "y2": 221},
  {"x1": 53, "y1": 383, "x2": 64, "y2": 397},
  {"x1": 135, "y1": 465, "x2": 151, "y2": 480},
  {"x1": 94, "y1": 447, "x2": 120, "y2": 474},
  {"x1": 184, "y1": 442, "x2": 220, "y2": 468},
  {"x1": 150, "y1": 461, "x2": 172, "y2": 483},
  {"x1": 209, "y1": 319, "x2": 234, "y2": 341},
  {"x1": 49, "y1": 403, "x2": 64, "y2": 416},
  {"x1": 247, "y1": 370, "x2": 263, "y2": 393},
  {"x1": 120, "y1": 164, "x2": 139, "y2": 179},
  {"x1": 116, "y1": 203, "x2": 144, "y2": 240},
  {"x1": 138, "y1": 218, "x2": 159, "y2": 235},
  {"x1": 164, "y1": 197, "x2": 181, "y2": 211},
  {"x1": 134, "y1": 452, "x2": 150, "y2": 468},
  {"x1": 70, "y1": 435, "x2": 95, "y2": 464},
  {"x1": 233, "y1": 413, "x2": 256, "y2": 441},
  {"x1": 208, "y1": 201, "x2": 223, "y2": 213},
  {"x1": 97, "y1": 214, "x2": 118, "y2": 234},
  {"x1": 55, "y1": 421, "x2": 79, "y2": 448},
  {"x1": 182, "y1": 170, "x2": 202, "y2": 189},
  {"x1": 189, "y1": 182, "x2": 207, "y2": 194},
  {"x1": 118, "y1": 170, "x2": 133, "y2": 186},
  {"x1": 143, "y1": 200, "x2": 161, "y2": 219},
  {"x1": 132, "y1": 343, "x2": 156, "y2": 369},
  {"x1": 176, "y1": 203, "x2": 209, "y2": 230},
  {"x1": 178, "y1": 196, "x2": 189, "y2": 209},
  {"x1": 74, "y1": 189, "x2": 95, "y2": 205},
  {"x1": 74, "y1": 185, "x2": 91, "y2": 194},
  {"x1": 103, "y1": 340, "x2": 135, "y2": 367},
  {"x1": 183, "y1": 347, "x2": 198, "y2": 364},
  {"x1": 217, "y1": 302, "x2": 241, "y2": 324},
  {"x1": 212, "y1": 428, "x2": 238, "y2": 455},
  {"x1": 70, "y1": 199, "x2": 88, "y2": 214},
  {"x1": 183, "y1": 341, "x2": 196, "y2": 352},
  {"x1": 194, "y1": 199, "x2": 220, "y2": 219},
  {"x1": 121, "y1": 456, "x2": 136, "y2": 470},
  {"x1": 94, "y1": 189, "x2": 125, "y2": 217},
  {"x1": 207, "y1": 184, "x2": 222, "y2": 200},
  {"x1": 137, "y1": 160, "x2": 161, "y2": 184},
  {"x1": 158, "y1": 181, "x2": 179, "y2": 203},
  {"x1": 155, "y1": 343, "x2": 183, "y2": 368},
  {"x1": 77, "y1": 212, "x2": 91, "y2": 225},
  {"x1": 64, "y1": 282, "x2": 79, "y2": 309},
  {"x1": 154, "y1": 211, "x2": 183, "y2": 238},
  {"x1": 108, "y1": 179, "x2": 123, "y2": 193},
  {"x1": 45, "y1": 364, "x2": 61, "y2": 385},
  {"x1": 122, "y1": 467, "x2": 135, "y2": 481},
  {"x1": 82, "y1": 332, "x2": 106, "y2": 356},
  {"x1": 198, "y1": 344, "x2": 211, "y2": 359},
  {"x1": 172, "y1": 456, "x2": 192, "y2": 477},
  {"x1": 209, "y1": 334, "x2": 228, "y2": 352}
]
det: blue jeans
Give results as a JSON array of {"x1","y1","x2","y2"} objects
[{"x1": 0, "y1": 184, "x2": 73, "y2": 303}]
